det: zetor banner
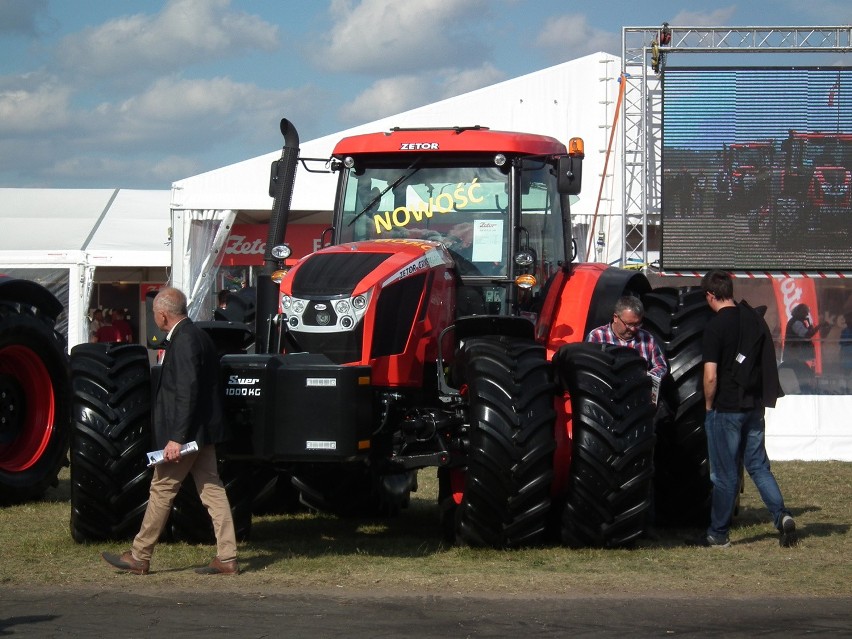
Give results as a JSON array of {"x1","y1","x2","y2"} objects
[
  {"x1": 771, "y1": 275, "x2": 822, "y2": 374},
  {"x1": 222, "y1": 224, "x2": 327, "y2": 266}
]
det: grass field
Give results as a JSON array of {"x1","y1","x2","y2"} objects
[{"x1": 1, "y1": 461, "x2": 849, "y2": 597}]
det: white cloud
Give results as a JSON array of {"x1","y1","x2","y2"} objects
[
  {"x1": 788, "y1": 0, "x2": 852, "y2": 22},
  {"x1": 669, "y1": 7, "x2": 738, "y2": 26},
  {"x1": 535, "y1": 14, "x2": 620, "y2": 61},
  {"x1": 89, "y1": 75, "x2": 324, "y2": 152},
  {"x1": 0, "y1": 73, "x2": 325, "y2": 187},
  {"x1": 49, "y1": 153, "x2": 201, "y2": 187},
  {"x1": 314, "y1": 0, "x2": 490, "y2": 74},
  {"x1": 338, "y1": 62, "x2": 508, "y2": 125},
  {"x1": 55, "y1": 0, "x2": 279, "y2": 81},
  {"x1": 338, "y1": 75, "x2": 424, "y2": 123},
  {"x1": 0, "y1": 81, "x2": 72, "y2": 133}
]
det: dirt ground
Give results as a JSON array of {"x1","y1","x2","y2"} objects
[{"x1": 1, "y1": 585, "x2": 850, "y2": 638}]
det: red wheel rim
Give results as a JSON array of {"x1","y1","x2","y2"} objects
[{"x1": 0, "y1": 344, "x2": 55, "y2": 472}]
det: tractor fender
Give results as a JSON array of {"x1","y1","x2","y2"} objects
[
  {"x1": 535, "y1": 264, "x2": 651, "y2": 359},
  {"x1": 0, "y1": 276, "x2": 63, "y2": 320}
]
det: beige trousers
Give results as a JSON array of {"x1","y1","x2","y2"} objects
[{"x1": 132, "y1": 444, "x2": 237, "y2": 563}]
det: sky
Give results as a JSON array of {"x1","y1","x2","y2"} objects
[{"x1": 1, "y1": 0, "x2": 850, "y2": 190}]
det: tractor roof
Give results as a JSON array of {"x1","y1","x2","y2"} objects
[{"x1": 332, "y1": 126, "x2": 567, "y2": 157}]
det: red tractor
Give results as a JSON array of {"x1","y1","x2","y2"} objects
[
  {"x1": 0, "y1": 276, "x2": 70, "y2": 505},
  {"x1": 68, "y1": 121, "x2": 711, "y2": 548},
  {"x1": 774, "y1": 131, "x2": 852, "y2": 244}
]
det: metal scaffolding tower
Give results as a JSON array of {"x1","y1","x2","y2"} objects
[{"x1": 620, "y1": 26, "x2": 852, "y2": 267}]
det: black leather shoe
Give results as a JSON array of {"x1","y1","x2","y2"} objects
[
  {"x1": 195, "y1": 557, "x2": 239, "y2": 575},
  {"x1": 101, "y1": 551, "x2": 150, "y2": 575}
]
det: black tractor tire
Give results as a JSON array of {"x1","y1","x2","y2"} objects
[
  {"x1": 642, "y1": 286, "x2": 714, "y2": 527},
  {"x1": 0, "y1": 284, "x2": 70, "y2": 505},
  {"x1": 71, "y1": 343, "x2": 253, "y2": 544},
  {"x1": 291, "y1": 465, "x2": 416, "y2": 518},
  {"x1": 453, "y1": 336, "x2": 555, "y2": 548},
  {"x1": 553, "y1": 343, "x2": 655, "y2": 548},
  {"x1": 69, "y1": 343, "x2": 152, "y2": 542},
  {"x1": 166, "y1": 459, "x2": 256, "y2": 543}
]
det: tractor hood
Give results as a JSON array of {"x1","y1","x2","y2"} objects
[
  {"x1": 287, "y1": 239, "x2": 455, "y2": 299},
  {"x1": 277, "y1": 239, "x2": 457, "y2": 372}
]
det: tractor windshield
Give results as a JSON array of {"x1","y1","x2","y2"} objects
[{"x1": 337, "y1": 159, "x2": 565, "y2": 280}]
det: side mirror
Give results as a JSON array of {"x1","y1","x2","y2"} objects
[
  {"x1": 557, "y1": 156, "x2": 583, "y2": 195},
  {"x1": 268, "y1": 160, "x2": 281, "y2": 198}
]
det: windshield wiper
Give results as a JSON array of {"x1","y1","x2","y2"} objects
[{"x1": 348, "y1": 157, "x2": 423, "y2": 227}]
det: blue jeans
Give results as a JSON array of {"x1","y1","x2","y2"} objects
[{"x1": 705, "y1": 408, "x2": 791, "y2": 539}]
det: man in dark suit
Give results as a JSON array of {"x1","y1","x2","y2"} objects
[{"x1": 102, "y1": 287, "x2": 238, "y2": 575}]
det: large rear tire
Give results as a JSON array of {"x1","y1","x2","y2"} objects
[
  {"x1": 553, "y1": 343, "x2": 655, "y2": 548},
  {"x1": 642, "y1": 287, "x2": 713, "y2": 527},
  {"x1": 0, "y1": 282, "x2": 70, "y2": 505},
  {"x1": 69, "y1": 343, "x2": 152, "y2": 542},
  {"x1": 453, "y1": 336, "x2": 555, "y2": 548},
  {"x1": 166, "y1": 459, "x2": 255, "y2": 543}
]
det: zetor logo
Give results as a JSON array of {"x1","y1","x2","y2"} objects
[
  {"x1": 400, "y1": 142, "x2": 439, "y2": 150},
  {"x1": 226, "y1": 375, "x2": 261, "y2": 396}
]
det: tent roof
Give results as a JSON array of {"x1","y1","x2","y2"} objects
[
  {"x1": 171, "y1": 52, "x2": 621, "y2": 222},
  {"x1": 0, "y1": 188, "x2": 172, "y2": 266}
]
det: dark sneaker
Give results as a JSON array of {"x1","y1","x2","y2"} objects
[
  {"x1": 779, "y1": 515, "x2": 798, "y2": 548},
  {"x1": 685, "y1": 533, "x2": 731, "y2": 548}
]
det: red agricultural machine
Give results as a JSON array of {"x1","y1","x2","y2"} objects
[
  {"x1": 0, "y1": 276, "x2": 70, "y2": 505},
  {"x1": 66, "y1": 120, "x2": 712, "y2": 548},
  {"x1": 774, "y1": 131, "x2": 852, "y2": 244}
]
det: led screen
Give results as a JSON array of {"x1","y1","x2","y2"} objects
[{"x1": 661, "y1": 67, "x2": 852, "y2": 271}]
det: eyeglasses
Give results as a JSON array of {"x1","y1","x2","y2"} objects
[{"x1": 615, "y1": 314, "x2": 642, "y2": 330}]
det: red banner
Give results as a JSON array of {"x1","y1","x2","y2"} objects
[
  {"x1": 222, "y1": 224, "x2": 327, "y2": 266},
  {"x1": 772, "y1": 276, "x2": 822, "y2": 374}
]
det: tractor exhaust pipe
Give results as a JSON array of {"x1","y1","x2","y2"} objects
[{"x1": 256, "y1": 118, "x2": 300, "y2": 353}]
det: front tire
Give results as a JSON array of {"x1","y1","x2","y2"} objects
[
  {"x1": 553, "y1": 343, "x2": 655, "y2": 548},
  {"x1": 69, "y1": 343, "x2": 152, "y2": 542},
  {"x1": 453, "y1": 336, "x2": 555, "y2": 548}
]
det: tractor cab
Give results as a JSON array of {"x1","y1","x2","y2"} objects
[{"x1": 328, "y1": 126, "x2": 583, "y2": 317}]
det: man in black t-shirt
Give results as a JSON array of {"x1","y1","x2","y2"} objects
[{"x1": 686, "y1": 270, "x2": 797, "y2": 549}]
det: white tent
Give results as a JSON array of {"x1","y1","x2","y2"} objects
[{"x1": 0, "y1": 187, "x2": 172, "y2": 348}]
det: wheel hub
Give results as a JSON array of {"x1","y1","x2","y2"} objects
[{"x1": 0, "y1": 372, "x2": 26, "y2": 446}]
